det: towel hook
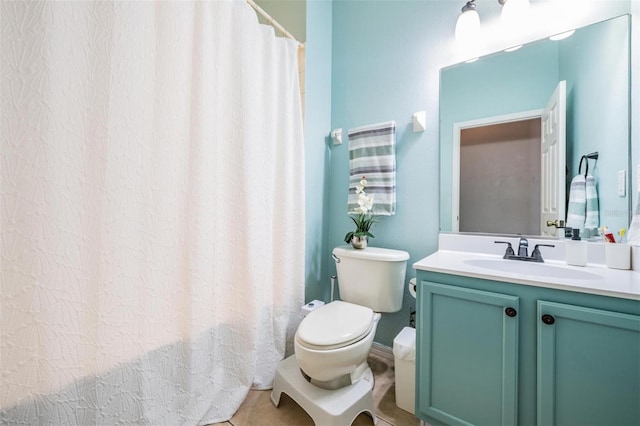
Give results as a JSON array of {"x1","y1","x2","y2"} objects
[
  {"x1": 579, "y1": 155, "x2": 589, "y2": 177},
  {"x1": 579, "y1": 152, "x2": 599, "y2": 177}
]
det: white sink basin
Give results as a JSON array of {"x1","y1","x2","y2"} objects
[{"x1": 464, "y1": 258, "x2": 604, "y2": 281}]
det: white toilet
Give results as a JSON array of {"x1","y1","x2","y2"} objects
[{"x1": 271, "y1": 245, "x2": 409, "y2": 425}]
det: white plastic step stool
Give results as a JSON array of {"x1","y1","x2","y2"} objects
[{"x1": 270, "y1": 355, "x2": 377, "y2": 425}]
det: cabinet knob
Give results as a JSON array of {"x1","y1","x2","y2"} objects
[
  {"x1": 541, "y1": 314, "x2": 555, "y2": 325},
  {"x1": 505, "y1": 307, "x2": 517, "y2": 317}
]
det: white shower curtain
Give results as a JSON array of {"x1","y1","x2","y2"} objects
[{"x1": 0, "y1": 1, "x2": 304, "y2": 424}]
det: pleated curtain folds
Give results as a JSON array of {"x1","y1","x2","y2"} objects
[{"x1": 0, "y1": 1, "x2": 304, "y2": 424}]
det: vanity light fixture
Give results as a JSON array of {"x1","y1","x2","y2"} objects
[
  {"x1": 549, "y1": 30, "x2": 576, "y2": 41},
  {"x1": 455, "y1": 0, "x2": 480, "y2": 43},
  {"x1": 456, "y1": 0, "x2": 531, "y2": 45}
]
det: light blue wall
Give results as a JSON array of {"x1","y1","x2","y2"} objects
[
  {"x1": 304, "y1": 0, "x2": 332, "y2": 302},
  {"x1": 324, "y1": 0, "x2": 638, "y2": 347},
  {"x1": 560, "y1": 16, "x2": 630, "y2": 234},
  {"x1": 328, "y1": 0, "x2": 455, "y2": 346}
]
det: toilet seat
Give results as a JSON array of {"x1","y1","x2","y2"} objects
[{"x1": 296, "y1": 301, "x2": 374, "y2": 350}]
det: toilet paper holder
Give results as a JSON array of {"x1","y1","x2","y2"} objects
[{"x1": 409, "y1": 278, "x2": 417, "y2": 298}]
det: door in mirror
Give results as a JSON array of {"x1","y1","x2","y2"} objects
[{"x1": 540, "y1": 81, "x2": 567, "y2": 237}]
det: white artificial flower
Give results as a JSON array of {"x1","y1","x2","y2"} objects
[
  {"x1": 355, "y1": 176, "x2": 368, "y2": 195},
  {"x1": 363, "y1": 194, "x2": 374, "y2": 212},
  {"x1": 358, "y1": 193, "x2": 374, "y2": 213}
]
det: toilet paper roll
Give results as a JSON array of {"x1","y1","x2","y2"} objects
[{"x1": 409, "y1": 278, "x2": 417, "y2": 299}]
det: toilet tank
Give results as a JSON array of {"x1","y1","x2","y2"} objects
[{"x1": 332, "y1": 246, "x2": 409, "y2": 313}]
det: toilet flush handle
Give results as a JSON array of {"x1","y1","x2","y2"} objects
[{"x1": 332, "y1": 253, "x2": 340, "y2": 263}]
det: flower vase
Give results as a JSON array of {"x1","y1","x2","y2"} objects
[{"x1": 351, "y1": 235, "x2": 368, "y2": 249}]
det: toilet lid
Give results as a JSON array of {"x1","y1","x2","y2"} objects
[{"x1": 297, "y1": 301, "x2": 374, "y2": 350}]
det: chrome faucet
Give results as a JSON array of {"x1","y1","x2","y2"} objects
[
  {"x1": 517, "y1": 238, "x2": 529, "y2": 257},
  {"x1": 495, "y1": 238, "x2": 555, "y2": 263}
]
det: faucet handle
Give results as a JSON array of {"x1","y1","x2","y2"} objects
[
  {"x1": 531, "y1": 244, "x2": 555, "y2": 262},
  {"x1": 495, "y1": 241, "x2": 515, "y2": 258}
]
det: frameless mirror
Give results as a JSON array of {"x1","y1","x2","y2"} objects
[{"x1": 439, "y1": 15, "x2": 631, "y2": 237}]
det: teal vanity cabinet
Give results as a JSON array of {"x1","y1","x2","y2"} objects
[
  {"x1": 415, "y1": 270, "x2": 640, "y2": 426},
  {"x1": 537, "y1": 301, "x2": 640, "y2": 426},
  {"x1": 419, "y1": 282, "x2": 519, "y2": 426}
]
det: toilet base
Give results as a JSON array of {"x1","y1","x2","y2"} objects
[{"x1": 270, "y1": 354, "x2": 377, "y2": 425}]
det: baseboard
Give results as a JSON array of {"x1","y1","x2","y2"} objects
[{"x1": 369, "y1": 342, "x2": 393, "y2": 361}]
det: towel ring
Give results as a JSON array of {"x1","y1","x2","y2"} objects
[
  {"x1": 579, "y1": 155, "x2": 589, "y2": 177},
  {"x1": 579, "y1": 152, "x2": 599, "y2": 177}
]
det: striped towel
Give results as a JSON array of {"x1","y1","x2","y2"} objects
[
  {"x1": 347, "y1": 121, "x2": 396, "y2": 215},
  {"x1": 584, "y1": 175, "x2": 599, "y2": 229},
  {"x1": 566, "y1": 174, "x2": 599, "y2": 230},
  {"x1": 566, "y1": 174, "x2": 586, "y2": 229}
]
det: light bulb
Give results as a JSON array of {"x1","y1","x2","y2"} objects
[
  {"x1": 501, "y1": 0, "x2": 529, "y2": 24},
  {"x1": 501, "y1": 0, "x2": 530, "y2": 39},
  {"x1": 455, "y1": 2, "x2": 480, "y2": 44}
]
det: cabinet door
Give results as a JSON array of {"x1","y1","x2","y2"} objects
[
  {"x1": 417, "y1": 282, "x2": 519, "y2": 426},
  {"x1": 537, "y1": 301, "x2": 640, "y2": 426}
]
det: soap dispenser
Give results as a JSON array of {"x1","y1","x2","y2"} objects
[{"x1": 565, "y1": 228, "x2": 588, "y2": 266}]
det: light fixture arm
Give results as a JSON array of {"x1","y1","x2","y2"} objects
[{"x1": 461, "y1": 0, "x2": 477, "y2": 13}]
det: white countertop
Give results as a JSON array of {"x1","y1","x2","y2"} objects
[{"x1": 413, "y1": 234, "x2": 640, "y2": 301}]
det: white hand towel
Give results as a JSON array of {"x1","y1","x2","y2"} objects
[{"x1": 347, "y1": 121, "x2": 396, "y2": 215}]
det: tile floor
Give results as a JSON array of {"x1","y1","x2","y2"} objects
[{"x1": 211, "y1": 350, "x2": 420, "y2": 426}]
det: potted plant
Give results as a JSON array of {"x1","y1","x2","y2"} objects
[{"x1": 343, "y1": 176, "x2": 377, "y2": 249}]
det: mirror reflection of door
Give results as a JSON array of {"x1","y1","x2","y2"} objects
[
  {"x1": 540, "y1": 80, "x2": 567, "y2": 237},
  {"x1": 454, "y1": 81, "x2": 566, "y2": 235}
]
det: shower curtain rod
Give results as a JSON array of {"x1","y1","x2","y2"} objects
[{"x1": 245, "y1": 0, "x2": 304, "y2": 47}]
